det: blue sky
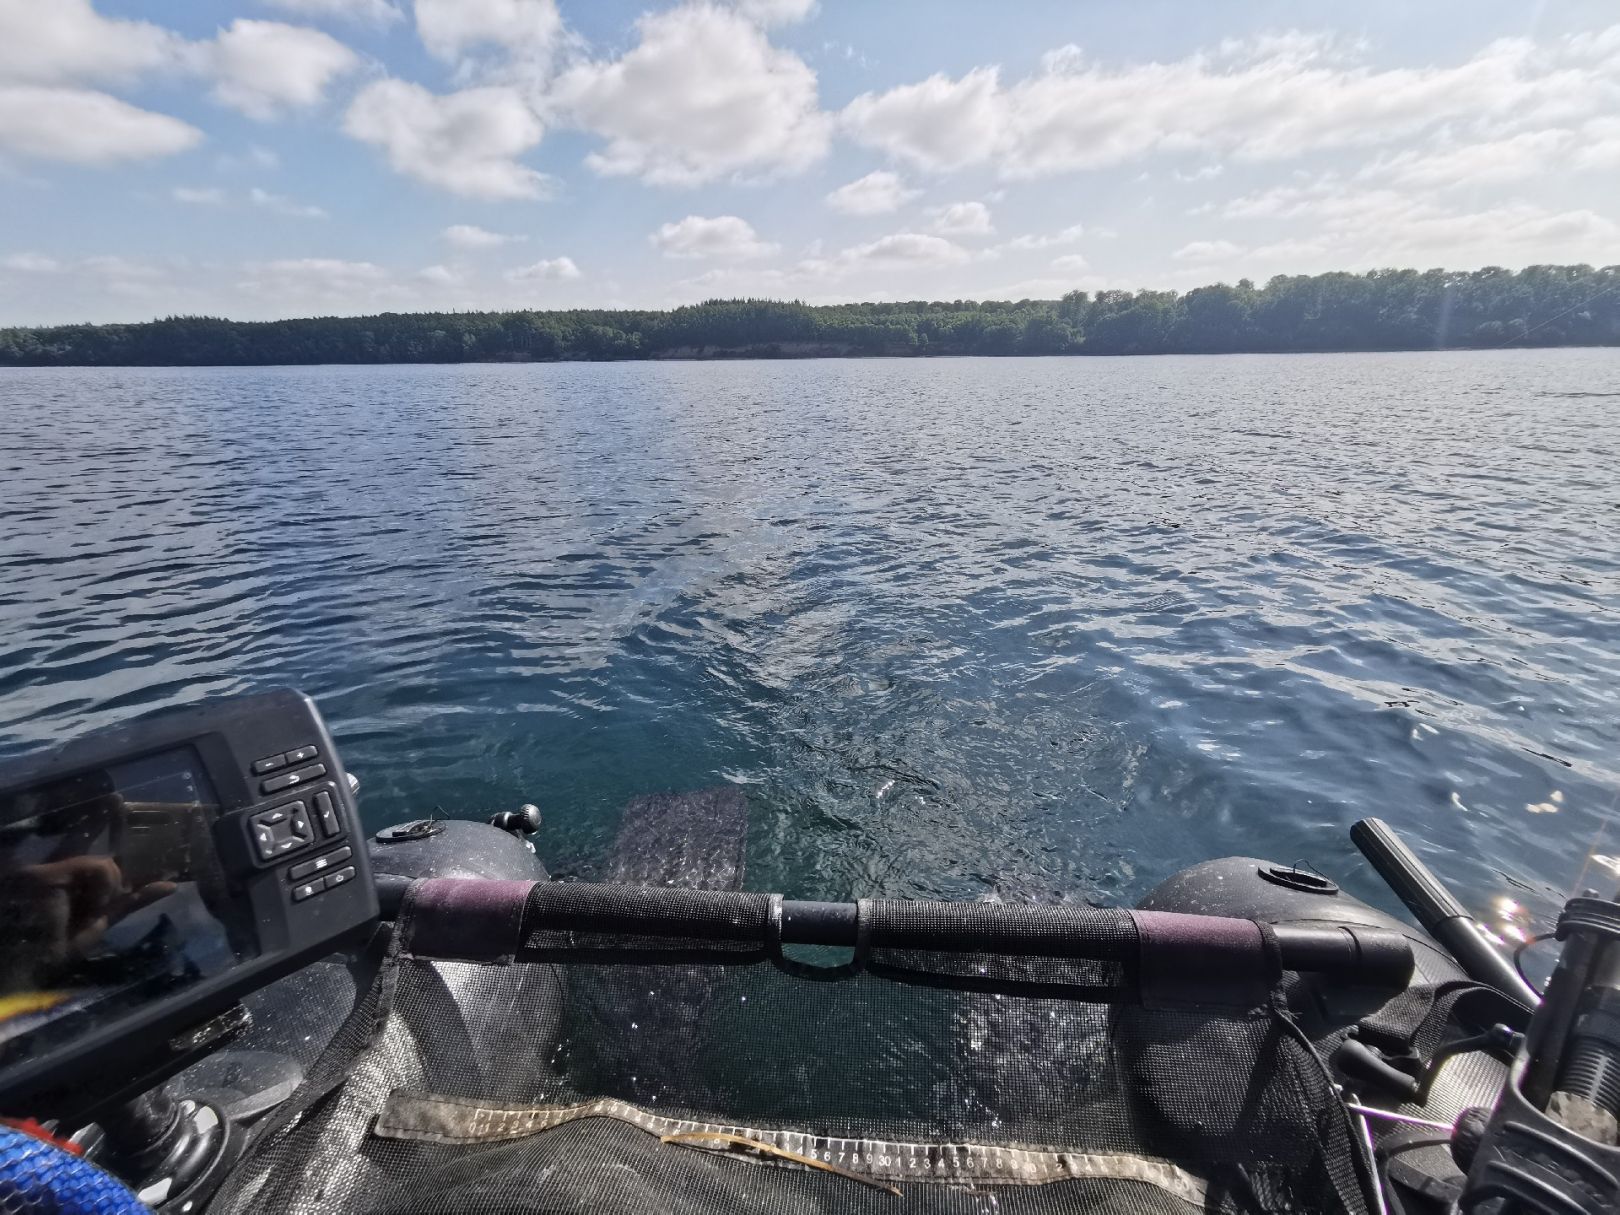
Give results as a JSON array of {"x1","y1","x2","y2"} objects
[{"x1": 2, "y1": 0, "x2": 1618, "y2": 324}]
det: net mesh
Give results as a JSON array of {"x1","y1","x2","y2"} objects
[{"x1": 210, "y1": 884, "x2": 1372, "y2": 1215}]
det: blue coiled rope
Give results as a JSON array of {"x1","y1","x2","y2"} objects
[{"x1": 0, "y1": 1125, "x2": 147, "y2": 1214}]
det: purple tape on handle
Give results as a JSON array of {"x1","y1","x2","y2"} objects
[
  {"x1": 1131, "y1": 909, "x2": 1272, "y2": 1009},
  {"x1": 400, "y1": 878, "x2": 537, "y2": 963}
]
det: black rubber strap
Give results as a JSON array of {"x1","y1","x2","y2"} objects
[
  {"x1": 1134, "y1": 909, "x2": 1276, "y2": 1009},
  {"x1": 400, "y1": 877, "x2": 535, "y2": 963}
]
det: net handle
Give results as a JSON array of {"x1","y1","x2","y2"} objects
[
  {"x1": 381, "y1": 877, "x2": 1414, "y2": 990},
  {"x1": 765, "y1": 894, "x2": 872, "y2": 980}
]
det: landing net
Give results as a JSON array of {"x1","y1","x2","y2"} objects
[{"x1": 211, "y1": 880, "x2": 1375, "y2": 1214}]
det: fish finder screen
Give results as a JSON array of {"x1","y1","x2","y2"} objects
[{"x1": 0, "y1": 748, "x2": 255, "y2": 1068}]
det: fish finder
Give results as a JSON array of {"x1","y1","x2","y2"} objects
[{"x1": 0, "y1": 689, "x2": 378, "y2": 1112}]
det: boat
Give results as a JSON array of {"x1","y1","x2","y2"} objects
[{"x1": 0, "y1": 689, "x2": 1613, "y2": 1214}]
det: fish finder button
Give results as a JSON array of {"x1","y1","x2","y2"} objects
[
  {"x1": 252, "y1": 801, "x2": 312, "y2": 861},
  {"x1": 288, "y1": 846, "x2": 351, "y2": 881},
  {"x1": 284, "y1": 745, "x2": 318, "y2": 765},
  {"x1": 252, "y1": 753, "x2": 287, "y2": 775},
  {"x1": 314, "y1": 790, "x2": 342, "y2": 837},
  {"x1": 261, "y1": 761, "x2": 327, "y2": 795}
]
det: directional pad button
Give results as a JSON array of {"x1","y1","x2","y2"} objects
[{"x1": 251, "y1": 801, "x2": 312, "y2": 861}]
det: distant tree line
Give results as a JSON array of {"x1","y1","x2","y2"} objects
[{"x1": 0, "y1": 264, "x2": 1614, "y2": 366}]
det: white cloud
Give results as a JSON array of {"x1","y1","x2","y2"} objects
[
  {"x1": 824, "y1": 169, "x2": 918, "y2": 215},
  {"x1": 1, "y1": 253, "x2": 63, "y2": 273},
  {"x1": 205, "y1": 20, "x2": 359, "y2": 120},
  {"x1": 344, "y1": 80, "x2": 548, "y2": 199},
  {"x1": 998, "y1": 223, "x2": 1085, "y2": 252},
  {"x1": 0, "y1": 6, "x2": 359, "y2": 134},
  {"x1": 1246, "y1": 237, "x2": 1331, "y2": 264},
  {"x1": 1210, "y1": 178, "x2": 1620, "y2": 275},
  {"x1": 651, "y1": 214, "x2": 778, "y2": 260},
  {"x1": 835, "y1": 232, "x2": 971, "y2": 268},
  {"x1": 414, "y1": 0, "x2": 563, "y2": 76},
  {"x1": 930, "y1": 200, "x2": 994, "y2": 236},
  {"x1": 0, "y1": 253, "x2": 175, "y2": 296},
  {"x1": 262, "y1": 0, "x2": 402, "y2": 25},
  {"x1": 842, "y1": 66, "x2": 1002, "y2": 173},
  {"x1": 1364, "y1": 200, "x2": 1620, "y2": 262},
  {"x1": 506, "y1": 256, "x2": 581, "y2": 280},
  {"x1": 733, "y1": 0, "x2": 817, "y2": 26},
  {"x1": 554, "y1": 3, "x2": 830, "y2": 185},
  {"x1": 169, "y1": 184, "x2": 325, "y2": 215},
  {"x1": 248, "y1": 257, "x2": 384, "y2": 283},
  {"x1": 842, "y1": 28, "x2": 1620, "y2": 178},
  {"x1": 645, "y1": 227, "x2": 979, "y2": 294},
  {"x1": 678, "y1": 265, "x2": 788, "y2": 290},
  {"x1": 0, "y1": 2, "x2": 202, "y2": 165},
  {"x1": 1174, "y1": 164, "x2": 1224, "y2": 183},
  {"x1": 443, "y1": 224, "x2": 522, "y2": 249},
  {"x1": 1577, "y1": 116, "x2": 1620, "y2": 169},
  {"x1": 77, "y1": 254, "x2": 170, "y2": 298},
  {"x1": 174, "y1": 186, "x2": 227, "y2": 205},
  {"x1": 2, "y1": 253, "x2": 617, "y2": 323},
  {"x1": 0, "y1": 86, "x2": 201, "y2": 164},
  {"x1": 238, "y1": 257, "x2": 398, "y2": 309},
  {"x1": 0, "y1": 0, "x2": 185, "y2": 86},
  {"x1": 1051, "y1": 252, "x2": 1089, "y2": 272},
  {"x1": 1565, "y1": 24, "x2": 1620, "y2": 64},
  {"x1": 250, "y1": 186, "x2": 327, "y2": 218},
  {"x1": 672, "y1": 233, "x2": 980, "y2": 296},
  {"x1": 1359, "y1": 129, "x2": 1578, "y2": 190},
  {"x1": 760, "y1": 230, "x2": 978, "y2": 292},
  {"x1": 1221, "y1": 180, "x2": 1340, "y2": 221},
  {"x1": 1173, "y1": 239, "x2": 1243, "y2": 262},
  {"x1": 80, "y1": 254, "x2": 162, "y2": 279}
]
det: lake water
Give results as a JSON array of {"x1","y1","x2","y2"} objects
[{"x1": 2, "y1": 351, "x2": 1617, "y2": 942}]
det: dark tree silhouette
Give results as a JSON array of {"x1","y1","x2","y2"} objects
[{"x1": 0, "y1": 265, "x2": 1614, "y2": 366}]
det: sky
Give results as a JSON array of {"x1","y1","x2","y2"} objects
[{"x1": 1, "y1": 0, "x2": 1618, "y2": 325}]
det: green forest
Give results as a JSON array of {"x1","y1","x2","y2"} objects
[{"x1": 0, "y1": 264, "x2": 1614, "y2": 366}]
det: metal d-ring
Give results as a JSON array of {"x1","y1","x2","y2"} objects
[{"x1": 767, "y1": 895, "x2": 871, "y2": 981}]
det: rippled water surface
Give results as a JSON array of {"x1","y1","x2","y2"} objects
[{"x1": 3, "y1": 352, "x2": 1618, "y2": 935}]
